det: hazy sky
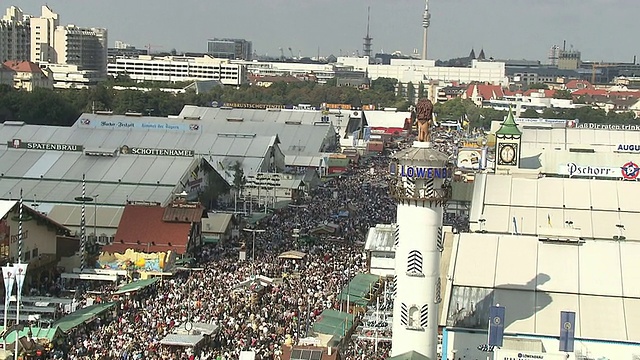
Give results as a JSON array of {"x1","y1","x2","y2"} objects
[{"x1": 10, "y1": 0, "x2": 640, "y2": 62}]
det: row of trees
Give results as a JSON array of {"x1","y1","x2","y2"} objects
[
  {"x1": 434, "y1": 98, "x2": 637, "y2": 129},
  {"x1": 0, "y1": 78, "x2": 637, "y2": 127},
  {"x1": 0, "y1": 78, "x2": 410, "y2": 126}
]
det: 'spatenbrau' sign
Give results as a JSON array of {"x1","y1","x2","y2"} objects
[
  {"x1": 7, "y1": 139, "x2": 83, "y2": 152},
  {"x1": 120, "y1": 145, "x2": 194, "y2": 157}
]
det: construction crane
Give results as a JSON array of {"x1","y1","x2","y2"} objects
[
  {"x1": 145, "y1": 44, "x2": 164, "y2": 55},
  {"x1": 288, "y1": 47, "x2": 294, "y2": 60},
  {"x1": 278, "y1": 47, "x2": 284, "y2": 61},
  {"x1": 591, "y1": 63, "x2": 617, "y2": 84}
]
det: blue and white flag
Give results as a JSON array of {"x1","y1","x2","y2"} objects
[
  {"x1": 488, "y1": 305, "x2": 506, "y2": 347},
  {"x1": 559, "y1": 311, "x2": 576, "y2": 352}
]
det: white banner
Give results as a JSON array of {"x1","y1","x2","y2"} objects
[
  {"x1": 494, "y1": 349, "x2": 569, "y2": 360},
  {"x1": 14, "y1": 263, "x2": 28, "y2": 294},
  {"x1": 1, "y1": 266, "x2": 16, "y2": 303},
  {"x1": 558, "y1": 163, "x2": 622, "y2": 179}
]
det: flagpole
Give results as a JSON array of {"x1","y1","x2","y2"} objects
[{"x1": 14, "y1": 190, "x2": 24, "y2": 360}]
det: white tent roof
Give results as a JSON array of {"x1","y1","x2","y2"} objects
[
  {"x1": 364, "y1": 110, "x2": 410, "y2": 128},
  {"x1": 446, "y1": 232, "x2": 640, "y2": 342},
  {"x1": 0, "y1": 200, "x2": 16, "y2": 219}
]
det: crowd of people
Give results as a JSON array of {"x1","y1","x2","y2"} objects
[
  {"x1": 26, "y1": 126, "x2": 477, "y2": 360},
  {"x1": 44, "y1": 153, "x2": 399, "y2": 360}
]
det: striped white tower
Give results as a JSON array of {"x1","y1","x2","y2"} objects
[{"x1": 389, "y1": 141, "x2": 449, "y2": 358}]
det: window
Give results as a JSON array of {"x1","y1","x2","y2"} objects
[
  {"x1": 32, "y1": 248, "x2": 38, "y2": 258},
  {"x1": 25, "y1": 251, "x2": 31, "y2": 261},
  {"x1": 408, "y1": 305, "x2": 420, "y2": 327}
]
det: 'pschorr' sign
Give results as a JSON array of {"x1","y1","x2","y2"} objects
[
  {"x1": 576, "y1": 123, "x2": 640, "y2": 131},
  {"x1": 120, "y1": 145, "x2": 194, "y2": 157},
  {"x1": 561, "y1": 162, "x2": 640, "y2": 180},
  {"x1": 389, "y1": 163, "x2": 448, "y2": 179}
]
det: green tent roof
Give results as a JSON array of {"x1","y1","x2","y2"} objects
[
  {"x1": 113, "y1": 277, "x2": 159, "y2": 295},
  {"x1": 327, "y1": 158, "x2": 350, "y2": 167},
  {"x1": 53, "y1": 302, "x2": 117, "y2": 333},
  {"x1": 0, "y1": 326, "x2": 60, "y2": 344},
  {"x1": 387, "y1": 351, "x2": 432, "y2": 360},
  {"x1": 496, "y1": 108, "x2": 522, "y2": 136},
  {"x1": 246, "y1": 213, "x2": 270, "y2": 225},
  {"x1": 338, "y1": 273, "x2": 380, "y2": 306},
  {"x1": 312, "y1": 309, "x2": 355, "y2": 340}
]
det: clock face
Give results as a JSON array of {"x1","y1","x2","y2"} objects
[{"x1": 499, "y1": 144, "x2": 517, "y2": 165}]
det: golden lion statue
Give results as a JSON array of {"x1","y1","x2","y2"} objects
[{"x1": 414, "y1": 98, "x2": 434, "y2": 142}]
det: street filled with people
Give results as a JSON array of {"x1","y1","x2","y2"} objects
[
  {"x1": 46, "y1": 152, "x2": 399, "y2": 360},
  {"x1": 28, "y1": 125, "x2": 477, "y2": 359}
]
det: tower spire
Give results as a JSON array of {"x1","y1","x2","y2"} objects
[
  {"x1": 363, "y1": 6, "x2": 373, "y2": 61},
  {"x1": 421, "y1": 0, "x2": 431, "y2": 60}
]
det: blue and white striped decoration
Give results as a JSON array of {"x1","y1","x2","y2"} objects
[
  {"x1": 436, "y1": 226, "x2": 444, "y2": 252},
  {"x1": 407, "y1": 250, "x2": 423, "y2": 275},
  {"x1": 17, "y1": 189, "x2": 23, "y2": 263},
  {"x1": 425, "y1": 178, "x2": 435, "y2": 198},
  {"x1": 393, "y1": 224, "x2": 400, "y2": 248},
  {"x1": 400, "y1": 303, "x2": 408, "y2": 326},
  {"x1": 80, "y1": 174, "x2": 86, "y2": 272},
  {"x1": 420, "y1": 304, "x2": 429, "y2": 328},
  {"x1": 404, "y1": 177, "x2": 415, "y2": 198}
]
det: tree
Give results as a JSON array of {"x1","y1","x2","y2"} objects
[
  {"x1": 396, "y1": 82, "x2": 404, "y2": 99},
  {"x1": 198, "y1": 168, "x2": 230, "y2": 210},
  {"x1": 528, "y1": 83, "x2": 549, "y2": 90},
  {"x1": 553, "y1": 89, "x2": 573, "y2": 100},
  {"x1": 231, "y1": 161, "x2": 246, "y2": 194},
  {"x1": 370, "y1": 77, "x2": 397, "y2": 93},
  {"x1": 417, "y1": 82, "x2": 425, "y2": 99},
  {"x1": 521, "y1": 108, "x2": 539, "y2": 118},
  {"x1": 406, "y1": 82, "x2": 416, "y2": 104}
]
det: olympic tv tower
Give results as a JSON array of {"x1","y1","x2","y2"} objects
[
  {"x1": 422, "y1": 0, "x2": 431, "y2": 60},
  {"x1": 388, "y1": 130, "x2": 449, "y2": 358}
]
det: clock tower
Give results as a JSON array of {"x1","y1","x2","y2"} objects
[{"x1": 495, "y1": 108, "x2": 522, "y2": 172}]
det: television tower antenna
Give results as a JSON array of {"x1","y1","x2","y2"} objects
[
  {"x1": 422, "y1": 0, "x2": 431, "y2": 60},
  {"x1": 363, "y1": 6, "x2": 373, "y2": 61}
]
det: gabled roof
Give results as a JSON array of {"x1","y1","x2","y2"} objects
[
  {"x1": 465, "y1": 83, "x2": 505, "y2": 100},
  {"x1": 104, "y1": 204, "x2": 192, "y2": 254},
  {"x1": 0, "y1": 64, "x2": 15, "y2": 74},
  {"x1": 0, "y1": 200, "x2": 71, "y2": 235},
  {"x1": 496, "y1": 108, "x2": 522, "y2": 136},
  {"x1": 3, "y1": 61, "x2": 43, "y2": 74},
  {"x1": 565, "y1": 79, "x2": 593, "y2": 90},
  {"x1": 202, "y1": 213, "x2": 233, "y2": 234},
  {"x1": 162, "y1": 202, "x2": 203, "y2": 223}
]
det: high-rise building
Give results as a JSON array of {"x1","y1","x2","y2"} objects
[
  {"x1": 29, "y1": 5, "x2": 59, "y2": 63},
  {"x1": 54, "y1": 25, "x2": 108, "y2": 74},
  {"x1": 207, "y1": 38, "x2": 252, "y2": 60},
  {"x1": 0, "y1": 6, "x2": 31, "y2": 62}
]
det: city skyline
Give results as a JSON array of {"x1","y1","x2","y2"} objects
[{"x1": 8, "y1": 0, "x2": 640, "y2": 63}]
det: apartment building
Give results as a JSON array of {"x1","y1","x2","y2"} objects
[
  {"x1": 107, "y1": 55, "x2": 245, "y2": 85},
  {"x1": 54, "y1": 25, "x2": 108, "y2": 74},
  {"x1": 0, "y1": 6, "x2": 30, "y2": 62}
]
